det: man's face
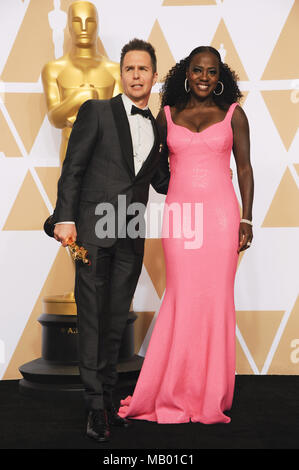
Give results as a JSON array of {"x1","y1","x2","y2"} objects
[
  {"x1": 121, "y1": 50, "x2": 158, "y2": 105},
  {"x1": 68, "y1": 3, "x2": 98, "y2": 47}
]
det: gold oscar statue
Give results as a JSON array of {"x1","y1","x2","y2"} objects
[
  {"x1": 42, "y1": 0, "x2": 122, "y2": 164},
  {"x1": 41, "y1": 1, "x2": 122, "y2": 315}
]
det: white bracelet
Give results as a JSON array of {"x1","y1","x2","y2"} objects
[{"x1": 240, "y1": 218, "x2": 253, "y2": 226}]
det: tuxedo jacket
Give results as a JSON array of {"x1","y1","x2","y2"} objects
[{"x1": 53, "y1": 94, "x2": 170, "y2": 253}]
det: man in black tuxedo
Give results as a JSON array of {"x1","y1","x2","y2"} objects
[{"x1": 52, "y1": 39, "x2": 169, "y2": 443}]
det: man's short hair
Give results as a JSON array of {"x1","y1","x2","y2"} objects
[{"x1": 120, "y1": 38, "x2": 157, "y2": 74}]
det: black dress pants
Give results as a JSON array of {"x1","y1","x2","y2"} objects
[{"x1": 74, "y1": 237, "x2": 144, "y2": 411}]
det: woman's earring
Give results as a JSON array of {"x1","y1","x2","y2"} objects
[
  {"x1": 184, "y1": 78, "x2": 190, "y2": 93},
  {"x1": 213, "y1": 81, "x2": 224, "y2": 96}
]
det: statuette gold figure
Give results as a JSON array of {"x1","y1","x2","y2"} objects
[
  {"x1": 68, "y1": 241, "x2": 90, "y2": 265},
  {"x1": 42, "y1": 1, "x2": 122, "y2": 164}
]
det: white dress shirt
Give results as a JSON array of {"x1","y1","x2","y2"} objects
[
  {"x1": 56, "y1": 94, "x2": 154, "y2": 225},
  {"x1": 121, "y1": 93, "x2": 154, "y2": 175}
]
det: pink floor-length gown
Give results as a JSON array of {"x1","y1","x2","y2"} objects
[{"x1": 118, "y1": 102, "x2": 240, "y2": 424}]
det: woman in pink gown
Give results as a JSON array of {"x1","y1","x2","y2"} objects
[{"x1": 118, "y1": 46, "x2": 254, "y2": 424}]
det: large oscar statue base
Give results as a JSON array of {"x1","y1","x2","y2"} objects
[{"x1": 19, "y1": 294, "x2": 144, "y2": 399}]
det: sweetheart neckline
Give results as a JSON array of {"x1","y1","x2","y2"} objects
[
  {"x1": 167, "y1": 103, "x2": 234, "y2": 135},
  {"x1": 171, "y1": 118, "x2": 225, "y2": 135}
]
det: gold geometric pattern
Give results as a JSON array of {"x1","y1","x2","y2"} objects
[
  {"x1": 5, "y1": 93, "x2": 47, "y2": 154},
  {"x1": 148, "y1": 20, "x2": 175, "y2": 82},
  {"x1": 262, "y1": 0, "x2": 299, "y2": 80},
  {"x1": 0, "y1": 109, "x2": 22, "y2": 157},
  {"x1": 236, "y1": 310, "x2": 285, "y2": 374},
  {"x1": 148, "y1": 93, "x2": 161, "y2": 118},
  {"x1": 236, "y1": 338, "x2": 254, "y2": 375},
  {"x1": 134, "y1": 311, "x2": 156, "y2": 354},
  {"x1": 268, "y1": 296, "x2": 299, "y2": 375},
  {"x1": 3, "y1": 246, "x2": 75, "y2": 380},
  {"x1": 261, "y1": 90, "x2": 299, "y2": 151},
  {"x1": 1, "y1": 0, "x2": 55, "y2": 82},
  {"x1": 262, "y1": 168, "x2": 299, "y2": 228},
  {"x1": 2, "y1": 171, "x2": 50, "y2": 231},
  {"x1": 211, "y1": 19, "x2": 249, "y2": 81},
  {"x1": 35, "y1": 167, "x2": 61, "y2": 208}
]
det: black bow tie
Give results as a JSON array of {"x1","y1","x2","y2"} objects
[{"x1": 131, "y1": 105, "x2": 151, "y2": 119}]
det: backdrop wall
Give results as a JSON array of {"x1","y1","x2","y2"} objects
[{"x1": 0, "y1": 0, "x2": 298, "y2": 379}]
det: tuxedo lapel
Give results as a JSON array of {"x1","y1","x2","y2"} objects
[{"x1": 110, "y1": 94, "x2": 135, "y2": 179}]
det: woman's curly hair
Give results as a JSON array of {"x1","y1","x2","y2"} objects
[{"x1": 160, "y1": 46, "x2": 242, "y2": 110}]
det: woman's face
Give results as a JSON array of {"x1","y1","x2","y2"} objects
[{"x1": 186, "y1": 52, "x2": 220, "y2": 98}]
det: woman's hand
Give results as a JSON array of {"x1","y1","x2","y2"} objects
[{"x1": 238, "y1": 222, "x2": 253, "y2": 253}]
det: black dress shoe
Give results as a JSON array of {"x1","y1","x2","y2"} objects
[
  {"x1": 86, "y1": 409, "x2": 110, "y2": 443},
  {"x1": 107, "y1": 405, "x2": 132, "y2": 428}
]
